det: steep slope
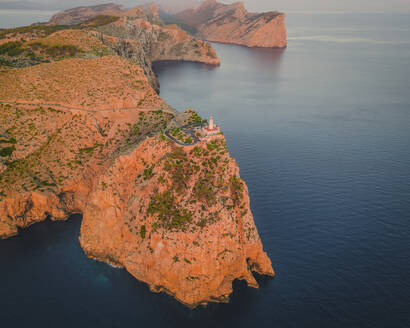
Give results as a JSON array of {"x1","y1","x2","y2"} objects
[
  {"x1": 171, "y1": 0, "x2": 287, "y2": 48},
  {"x1": 90, "y1": 15, "x2": 219, "y2": 91},
  {"x1": 95, "y1": 17, "x2": 219, "y2": 64}
]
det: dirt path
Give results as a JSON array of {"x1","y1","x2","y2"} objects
[{"x1": 0, "y1": 100, "x2": 177, "y2": 116}]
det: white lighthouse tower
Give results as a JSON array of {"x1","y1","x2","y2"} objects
[{"x1": 209, "y1": 115, "x2": 215, "y2": 130}]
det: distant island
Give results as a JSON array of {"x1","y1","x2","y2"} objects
[{"x1": 0, "y1": 3, "x2": 274, "y2": 307}]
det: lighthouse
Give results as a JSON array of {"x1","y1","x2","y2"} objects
[
  {"x1": 203, "y1": 114, "x2": 220, "y2": 136},
  {"x1": 209, "y1": 115, "x2": 215, "y2": 130}
]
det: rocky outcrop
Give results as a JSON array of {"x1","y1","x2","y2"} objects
[
  {"x1": 171, "y1": 0, "x2": 287, "y2": 48},
  {"x1": 95, "y1": 17, "x2": 219, "y2": 64},
  {"x1": 79, "y1": 134, "x2": 274, "y2": 307}
]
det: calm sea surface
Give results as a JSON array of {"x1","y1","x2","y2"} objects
[
  {"x1": 0, "y1": 10, "x2": 57, "y2": 28},
  {"x1": 1, "y1": 13, "x2": 410, "y2": 328}
]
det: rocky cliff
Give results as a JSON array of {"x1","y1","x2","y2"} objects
[
  {"x1": 45, "y1": 3, "x2": 219, "y2": 91},
  {"x1": 0, "y1": 9, "x2": 273, "y2": 308},
  {"x1": 170, "y1": 0, "x2": 287, "y2": 48},
  {"x1": 80, "y1": 133, "x2": 273, "y2": 307}
]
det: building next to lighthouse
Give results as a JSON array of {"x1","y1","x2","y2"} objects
[{"x1": 203, "y1": 115, "x2": 220, "y2": 136}]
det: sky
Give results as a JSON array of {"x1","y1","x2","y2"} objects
[{"x1": 0, "y1": 0, "x2": 409, "y2": 13}]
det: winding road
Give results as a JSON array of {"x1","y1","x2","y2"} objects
[{"x1": 165, "y1": 120, "x2": 203, "y2": 146}]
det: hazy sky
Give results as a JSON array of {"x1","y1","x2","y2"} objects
[{"x1": 0, "y1": 0, "x2": 409, "y2": 13}]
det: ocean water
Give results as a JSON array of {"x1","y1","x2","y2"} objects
[
  {"x1": 1, "y1": 13, "x2": 410, "y2": 328},
  {"x1": 0, "y1": 10, "x2": 57, "y2": 28}
]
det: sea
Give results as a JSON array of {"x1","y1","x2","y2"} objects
[{"x1": 1, "y1": 10, "x2": 410, "y2": 328}]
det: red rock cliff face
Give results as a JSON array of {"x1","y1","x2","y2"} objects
[
  {"x1": 79, "y1": 135, "x2": 273, "y2": 307},
  {"x1": 173, "y1": 0, "x2": 287, "y2": 48}
]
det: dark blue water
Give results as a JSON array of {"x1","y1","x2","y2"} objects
[{"x1": 1, "y1": 13, "x2": 410, "y2": 327}]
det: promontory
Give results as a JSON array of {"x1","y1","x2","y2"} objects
[
  {"x1": 164, "y1": 0, "x2": 287, "y2": 48},
  {"x1": 0, "y1": 3, "x2": 274, "y2": 308}
]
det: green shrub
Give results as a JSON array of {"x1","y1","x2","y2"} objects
[
  {"x1": 45, "y1": 44, "x2": 81, "y2": 58},
  {"x1": 230, "y1": 176, "x2": 244, "y2": 206},
  {"x1": 143, "y1": 166, "x2": 154, "y2": 180},
  {"x1": 0, "y1": 25, "x2": 72, "y2": 40},
  {"x1": 193, "y1": 177, "x2": 216, "y2": 205},
  {"x1": 0, "y1": 146, "x2": 15, "y2": 157},
  {"x1": 140, "y1": 225, "x2": 146, "y2": 239},
  {"x1": 158, "y1": 31, "x2": 170, "y2": 41},
  {"x1": 81, "y1": 15, "x2": 120, "y2": 28},
  {"x1": 148, "y1": 190, "x2": 193, "y2": 230},
  {"x1": 0, "y1": 41, "x2": 24, "y2": 56}
]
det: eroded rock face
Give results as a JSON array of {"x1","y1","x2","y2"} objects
[
  {"x1": 94, "y1": 16, "x2": 220, "y2": 66},
  {"x1": 45, "y1": 4, "x2": 220, "y2": 91},
  {"x1": 80, "y1": 135, "x2": 273, "y2": 307},
  {"x1": 171, "y1": 0, "x2": 287, "y2": 48}
]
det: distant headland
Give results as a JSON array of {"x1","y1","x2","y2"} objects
[{"x1": 162, "y1": 0, "x2": 288, "y2": 48}]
